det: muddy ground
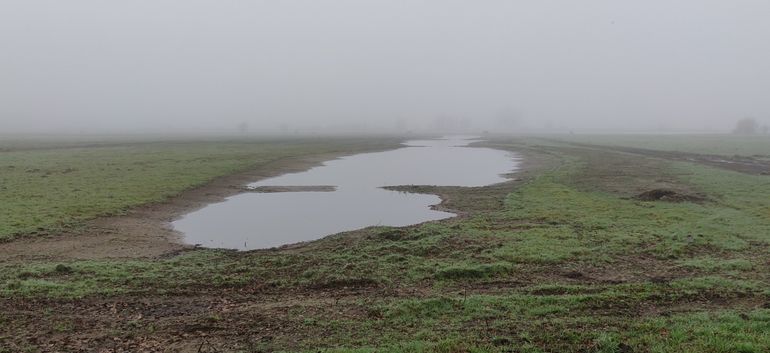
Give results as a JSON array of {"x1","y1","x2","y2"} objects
[
  {"x1": 0, "y1": 151, "x2": 372, "y2": 263},
  {"x1": 1, "y1": 138, "x2": 768, "y2": 352}
]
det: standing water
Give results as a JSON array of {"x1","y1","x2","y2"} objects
[{"x1": 173, "y1": 136, "x2": 519, "y2": 250}]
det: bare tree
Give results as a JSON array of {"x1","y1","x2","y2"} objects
[
  {"x1": 237, "y1": 121, "x2": 249, "y2": 134},
  {"x1": 733, "y1": 118, "x2": 758, "y2": 135}
]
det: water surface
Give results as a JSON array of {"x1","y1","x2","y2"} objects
[{"x1": 173, "y1": 136, "x2": 518, "y2": 250}]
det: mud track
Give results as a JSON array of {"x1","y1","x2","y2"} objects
[{"x1": 557, "y1": 140, "x2": 770, "y2": 175}]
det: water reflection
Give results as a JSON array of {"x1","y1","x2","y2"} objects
[{"x1": 173, "y1": 136, "x2": 518, "y2": 250}]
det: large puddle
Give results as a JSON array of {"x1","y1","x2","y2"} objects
[{"x1": 173, "y1": 136, "x2": 519, "y2": 250}]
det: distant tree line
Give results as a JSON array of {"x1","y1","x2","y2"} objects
[{"x1": 733, "y1": 117, "x2": 769, "y2": 135}]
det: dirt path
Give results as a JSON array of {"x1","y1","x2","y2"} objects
[
  {"x1": 551, "y1": 139, "x2": 770, "y2": 175},
  {"x1": 2, "y1": 274, "x2": 762, "y2": 353},
  {"x1": 0, "y1": 150, "x2": 386, "y2": 263}
]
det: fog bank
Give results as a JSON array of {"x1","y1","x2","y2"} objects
[{"x1": 2, "y1": 1, "x2": 770, "y2": 134}]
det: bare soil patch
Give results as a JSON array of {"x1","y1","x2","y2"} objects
[
  {"x1": 634, "y1": 188, "x2": 709, "y2": 203},
  {"x1": 248, "y1": 185, "x2": 337, "y2": 192}
]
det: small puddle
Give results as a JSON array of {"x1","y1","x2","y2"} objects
[{"x1": 173, "y1": 136, "x2": 519, "y2": 250}]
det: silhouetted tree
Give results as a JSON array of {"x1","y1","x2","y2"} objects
[
  {"x1": 733, "y1": 118, "x2": 758, "y2": 134},
  {"x1": 237, "y1": 121, "x2": 249, "y2": 134}
]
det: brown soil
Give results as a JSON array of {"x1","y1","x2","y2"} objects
[
  {"x1": 0, "y1": 151, "x2": 379, "y2": 263},
  {"x1": 3, "y1": 140, "x2": 765, "y2": 352},
  {"x1": 248, "y1": 185, "x2": 337, "y2": 193},
  {"x1": 2, "y1": 267, "x2": 761, "y2": 353},
  {"x1": 634, "y1": 188, "x2": 709, "y2": 203}
]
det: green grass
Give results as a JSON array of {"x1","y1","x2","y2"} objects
[
  {"x1": 498, "y1": 158, "x2": 770, "y2": 262},
  {"x1": 545, "y1": 133, "x2": 770, "y2": 157},
  {"x1": 0, "y1": 251, "x2": 251, "y2": 298},
  {"x1": 679, "y1": 257, "x2": 755, "y2": 272},
  {"x1": 0, "y1": 137, "x2": 396, "y2": 239},
  {"x1": 1, "y1": 135, "x2": 769, "y2": 352},
  {"x1": 632, "y1": 310, "x2": 770, "y2": 353}
]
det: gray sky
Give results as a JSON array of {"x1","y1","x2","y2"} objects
[{"x1": 2, "y1": 0, "x2": 769, "y2": 134}]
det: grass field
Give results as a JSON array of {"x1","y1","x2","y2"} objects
[
  {"x1": 0, "y1": 136, "x2": 398, "y2": 240},
  {"x1": 1, "y1": 135, "x2": 769, "y2": 352},
  {"x1": 545, "y1": 133, "x2": 770, "y2": 157}
]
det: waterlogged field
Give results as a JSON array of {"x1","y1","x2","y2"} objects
[
  {"x1": 0, "y1": 137, "x2": 398, "y2": 240},
  {"x1": 175, "y1": 137, "x2": 517, "y2": 250},
  {"x1": 1, "y1": 135, "x2": 769, "y2": 352}
]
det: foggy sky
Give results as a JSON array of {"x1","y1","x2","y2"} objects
[{"x1": 2, "y1": 1, "x2": 770, "y2": 134}]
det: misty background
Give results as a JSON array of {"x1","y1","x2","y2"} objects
[{"x1": 1, "y1": 0, "x2": 769, "y2": 135}]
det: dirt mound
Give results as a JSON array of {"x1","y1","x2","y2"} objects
[
  {"x1": 635, "y1": 189, "x2": 707, "y2": 203},
  {"x1": 248, "y1": 185, "x2": 336, "y2": 192},
  {"x1": 377, "y1": 229, "x2": 409, "y2": 240}
]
